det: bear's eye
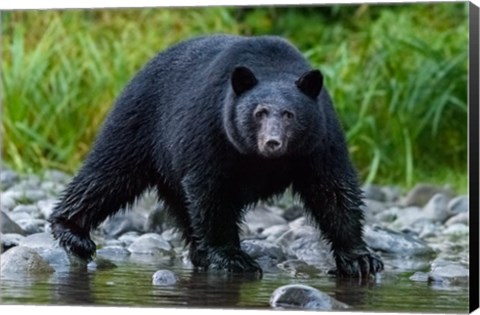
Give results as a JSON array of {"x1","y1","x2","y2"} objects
[
  {"x1": 283, "y1": 111, "x2": 295, "y2": 120},
  {"x1": 254, "y1": 108, "x2": 269, "y2": 119}
]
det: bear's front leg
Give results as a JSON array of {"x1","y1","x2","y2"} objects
[
  {"x1": 293, "y1": 168, "x2": 383, "y2": 278},
  {"x1": 182, "y1": 174, "x2": 262, "y2": 275}
]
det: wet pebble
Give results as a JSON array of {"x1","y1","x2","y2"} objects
[
  {"x1": 428, "y1": 261, "x2": 469, "y2": 285},
  {"x1": 241, "y1": 239, "x2": 287, "y2": 272},
  {"x1": 270, "y1": 284, "x2": 348, "y2": 310},
  {"x1": 445, "y1": 212, "x2": 469, "y2": 226},
  {"x1": 152, "y1": 269, "x2": 177, "y2": 286},
  {"x1": 422, "y1": 193, "x2": 451, "y2": 223},
  {"x1": 277, "y1": 259, "x2": 322, "y2": 278},
  {"x1": 102, "y1": 211, "x2": 147, "y2": 237},
  {"x1": 364, "y1": 225, "x2": 434, "y2": 256},
  {"x1": 97, "y1": 245, "x2": 131, "y2": 258},
  {"x1": 1, "y1": 211, "x2": 26, "y2": 235},
  {"x1": 1, "y1": 233, "x2": 25, "y2": 252},
  {"x1": 447, "y1": 195, "x2": 468, "y2": 214},
  {"x1": 244, "y1": 205, "x2": 287, "y2": 234},
  {"x1": 128, "y1": 233, "x2": 175, "y2": 257},
  {"x1": 402, "y1": 184, "x2": 454, "y2": 207},
  {"x1": 0, "y1": 246, "x2": 54, "y2": 275}
]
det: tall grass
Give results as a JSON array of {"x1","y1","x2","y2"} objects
[{"x1": 1, "y1": 4, "x2": 469, "y2": 192}]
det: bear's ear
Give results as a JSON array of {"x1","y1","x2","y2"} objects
[
  {"x1": 231, "y1": 66, "x2": 258, "y2": 95},
  {"x1": 295, "y1": 69, "x2": 323, "y2": 99}
]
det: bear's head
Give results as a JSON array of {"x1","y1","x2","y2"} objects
[{"x1": 223, "y1": 66, "x2": 325, "y2": 159}]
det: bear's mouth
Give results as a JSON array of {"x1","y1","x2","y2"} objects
[{"x1": 258, "y1": 139, "x2": 287, "y2": 158}]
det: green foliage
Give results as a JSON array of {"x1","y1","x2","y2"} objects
[{"x1": 1, "y1": 4, "x2": 468, "y2": 192}]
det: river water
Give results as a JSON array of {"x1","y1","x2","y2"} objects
[{"x1": 0, "y1": 254, "x2": 469, "y2": 312}]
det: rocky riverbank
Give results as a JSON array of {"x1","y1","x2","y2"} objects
[{"x1": 0, "y1": 168, "x2": 470, "y2": 309}]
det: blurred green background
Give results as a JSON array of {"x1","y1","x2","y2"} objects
[{"x1": 1, "y1": 3, "x2": 469, "y2": 192}]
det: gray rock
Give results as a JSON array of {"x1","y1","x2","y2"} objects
[
  {"x1": 241, "y1": 239, "x2": 287, "y2": 272},
  {"x1": 364, "y1": 199, "x2": 388, "y2": 215},
  {"x1": 277, "y1": 259, "x2": 322, "y2": 278},
  {"x1": 1, "y1": 169, "x2": 19, "y2": 190},
  {"x1": 277, "y1": 227, "x2": 334, "y2": 269},
  {"x1": 364, "y1": 225, "x2": 435, "y2": 256},
  {"x1": 161, "y1": 228, "x2": 183, "y2": 247},
  {"x1": 445, "y1": 212, "x2": 469, "y2": 226},
  {"x1": 270, "y1": 284, "x2": 348, "y2": 310},
  {"x1": 42, "y1": 169, "x2": 72, "y2": 184},
  {"x1": 1, "y1": 211, "x2": 25, "y2": 235},
  {"x1": 118, "y1": 232, "x2": 140, "y2": 246},
  {"x1": 22, "y1": 190, "x2": 47, "y2": 203},
  {"x1": 442, "y1": 223, "x2": 469, "y2": 236},
  {"x1": 19, "y1": 232, "x2": 56, "y2": 249},
  {"x1": 244, "y1": 205, "x2": 287, "y2": 234},
  {"x1": 375, "y1": 207, "x2": 400, "y2": 223},
  {"x1": 447, "y1": 195, "x2": 468, "y2": 214},
  {"x1": 127, "y1": 233, "x2": 174, "y2": 257},
  {"x1": 40, "y1": 181, "x2": 66, "y2": 195},
  {"x1": 282, "y1": 205, "x2": 304, "y2": 222},
  {"x1": 402, "y1": 184, "x2": 454, "y2": 207},
  {"x1": 410, "y1": 271, "x2": 429, "y2": 282},
  {"x1": 88, "y1": 257, "x2": 117, "y2": 270},
  {"x1": 97, "y1": 245, "x2": 131, "y2": 258},
  {"x1": 260, "y1": 224, "x2": 290, "y2": 243},
  {"x1": 15, "y1": 217, "x2": 46, "y2": 235},
  {"x1": 37, "y1": 199, "x2": 58, "y2": 219},
  {"x1": 422, "y1": 193, "x2": 451, "y2": 223},
  {"x1": 362, "y1": 184, "x2": 386, "y2": 201},
  {"x1": 1, "y1": 193, "x2": 17, "y2": 211},
  {"x1": 152, "y1": 269, "x2": 177, "y2": 286},
  {"x1": 1, "y1": 233, "x2": 25, "y2": 252},
  {"x1": 145, "y1": 204, "x2": 169, "y2": 234},
  {"x1": 12, "y1": 204, "x2": 41, "y2": 218},
  {"x1": 1, "y1": 246, "x2": 54, "y2": 274},
  {"x1": 428, "y1": 261, "x2": 469, "y2": 285},
  {"x1": 102, "y1": 211, "x2": 147, "y2": 237},
  {"x1": 381, "y1": 186, "x2": 403, "y2": 203}
]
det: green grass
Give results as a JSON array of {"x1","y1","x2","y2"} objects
[{"x1": 1, "y1": 4, "x2": 469, "y2": 193}]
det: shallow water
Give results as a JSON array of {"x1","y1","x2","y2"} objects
[{"x1": 0, "y1": 254, "x2": 469, "y2": 312}]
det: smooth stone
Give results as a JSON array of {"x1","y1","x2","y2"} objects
[
  {"x1": 445, "y1": 212, "x2": 469, "y2": 226},
  {"x1": 442, "y1": 223, "x2": 469, "y2": 236},
  {"x1": 402, "y1": 184, "x2": 454, "y2": 207},
  {"x1": 282, "y1": 205, "x2": 304, "y2": 222},
  {"x1": 118, "y1": 232, "x2": 140, "y2": 246},
  {"x1": 1, "y1": 211, "x2": 25, "y2": 235},
  {"x1": 42, "y1": 169, "x2": 72, "y2": 184},
  {"x1": 152, "y1": 269, "x2": 177, "y2": 286},
  {"x1": 362, "y1": 184, "x2": 386, "y2": 201},
  {"x1": 410, "y1": 271, "x2": 429, "y2": 282},
  {"x1": 428, "y1": 262, "x2": 469, "y2": 285},
  {"x1": 260, "y1": 224, "x2": 290, "y2": 243},
  {"x1": 447, "y1": 195, "x2": 468, "y2": 214},
  {"x1": 161, "y1": 228, "x2": 183, "y2": 247},
  {"x1": 145, "y1": 204, "x2": 169, "y2": 234},
  {"x1": 12, "y1": 204, "x2": 41, "y2": 218},
  {"x1": 19, "y1": 232, "x2": 56, "y2": 249},
  {"x1": 0, "y1": 169, "x2": 19, "y2": 189},
  {"x1": 97, "y1": 245, "x2": 131, "y2": 258},
  {"x1": 88, "y1": 257, "x2": 117, "y2": 270},
  {"x1": 277, "y1": 259, "x2": 322, "y2": 278},
  {"x1": 36, "y1": 199, "x2": 58, "y2": 219},
  {"x1": 40, "y1": 181, "x2": 66, "y2": 194},
  {"x1": 1, "y1": 193, "x2": 17, "y2": 211},
  {"x1": 15, "y1": 218, "x2": 46, "y2": 235},
  {"x1": 22, "y1": 190, "x2": 47, "y2": 203},
  {"x1": 128, "y1": 233, "x2": 174, "y2": 257},
  {"x1": 244, "y1": 204, "x2": 287, "y2": 234},
  {"x1": 241, "y1": 239, "x2": 287, "y2": 272},
  {"x1": 380, "y1": 186, "x2": 403, "y2": 203},
  {"x1": 270, "y1": 284, "x2": 348, "y2": 310},
  {"x1": 1, "y1": 233, "x2": 25, "y2": 252},
  {"x1": 102, "y1": 211, "x2": 147, "y2": 237},
  {"x1": 364, "y1": 199, "x2": 388, "y2": 215},
  {"x1": 422, "y1": 193, "x2": 451, "y2": 223},
  {"x1": 0, "y1": 246, "x2": 54, "y2": 274},
  {"x1": 364, "y1": 225, "x2": 435, "y2": 256},
  {"x1": 375, "y1": 207, "x2": 400, "y2": 223}
]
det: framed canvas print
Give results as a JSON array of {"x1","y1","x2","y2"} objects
[{"x1": 1, "y1": 0, "x2": 478, "y2": 314}]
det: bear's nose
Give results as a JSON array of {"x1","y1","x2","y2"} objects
[{"x1": 266, "y1": 139, "x2": 282, "y2": 150}]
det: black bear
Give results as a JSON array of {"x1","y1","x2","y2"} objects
[{"x1": 49, "y1": 35, "x2": 383, "y2": 278}]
